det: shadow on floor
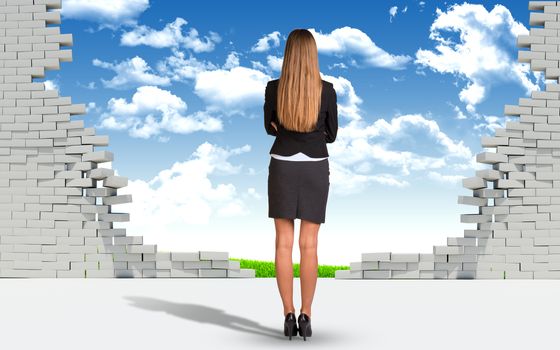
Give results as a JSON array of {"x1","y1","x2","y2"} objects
[{"x1": 123, "y1": 295, "x2": 286, "y2": 340}]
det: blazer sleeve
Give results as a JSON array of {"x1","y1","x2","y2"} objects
[
  {"x1": 325, "y1": 83, "x2": 338, "y2": 143},
  {"x1": 263, "y1": 81, "x2": 278, "y2": 137}
]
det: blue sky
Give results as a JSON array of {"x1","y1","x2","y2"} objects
[{"x1": 53, "y1": 0, "x2": 542, "y2": 265}]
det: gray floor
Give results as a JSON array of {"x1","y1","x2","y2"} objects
[{"x1": 0, "y1": 278, "x2": 558, "y2": 349}]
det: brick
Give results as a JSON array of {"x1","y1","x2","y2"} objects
[{"x1": 363, "y1": 270, "x2": 390, "y2": 279}]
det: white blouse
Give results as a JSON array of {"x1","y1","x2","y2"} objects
[{"x1": 270, "y1": 152, "x2": 328, "y2": 161}]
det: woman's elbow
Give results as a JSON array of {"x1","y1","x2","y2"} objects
[{"x1": 325, "y1": 132, "x2": 336, "y2": 143}]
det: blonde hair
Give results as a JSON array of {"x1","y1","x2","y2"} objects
[{"x1": 277, "y1": 29, "x2": 322, "y2": 133}]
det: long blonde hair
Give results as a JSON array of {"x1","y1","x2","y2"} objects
[{"x1": 277, "y1": 29, "x2": 322, "y2": 133}]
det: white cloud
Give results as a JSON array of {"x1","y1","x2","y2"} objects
[
  {"x1": 317, "y1": 74, "x2": 477, "y2": 194},
  {"x1": 329, "y1": 62, "x2": 348, "y2": 70},
  {"x1": 355, "y1": 114, "x2": 471, "y2": 158},
  {"x1": 44, "y1": 80, "x2": 58, "y2": 91},
  {"x1": 156, "y1": 48, "x2": 219, "y2": 81},
  {"x1": 452, "y1": 104, "x2": 468, "y2": 120},
  {"x1": 473, "y1": 114, "x2": 517, "y2": 135},
  {"x1": 414, "y1": 3, "x2": 541, "y2": 113},
  {"x1": 194, "y1": 66, "x2": 271, "y2": 114},
  {"x1": 330, "y1": 160, "x2": 410, "y2": 193},
  {"x1": 325, "y1": 114, "x2": 475, "y2": 194},
  {"x1": 223, "y1": 52, "x2": 240, "y2": 70},
  {"x1": 61, "y1": 0, "x2": 149, "y2": 28},
  {"x1": 460, "y1": 81, "x2": 486, "y2": 112},
  {"x1": 86, "y1": 102, "x2": 101, "y2": 114},
  {"x1": 402, "y1": 6, "x2": 408, "y2": 13},
  {"x1": 266, "y1": 55, "x2": 283, "y2": 71},
  {"x1": 121, "y1": 17, "x2": 221, "y2": 52},
  {"x1": 427, "y1": 171, "x2": 465, "y2": 184},
  {"x1": 321, "y1": 73, "x2": 363, "y2": 121},
  {"x1": 108, "y1": 86, "x2": 186, "y2": 115},
  {"x1": 116, "y1": 142, "x2": 254, "y2": 236},
  {"x1": 157, "y1": 49, "x2": 273, "y2": 116},
  {"x1": 251, "y1": 31, "x2": 281, "y2": 52},
  {"x1": 308, "y1": 26, "x2": 412, "y2": 70},
  {"x1": 389, "y1": 6, "x2": 398, "y2": 22},
  {"x1": 251, "y1": 60, "x2": 267, "y2": 72},
  {"x1": 93, "y1": 56, "x2": 170, "y2": 89},
  {"x1": 77, "y1": 81, "x2": 96, "y2": 90},
  {"x1": 97, "y1": 86, "x2": 223, "y2": 139}
]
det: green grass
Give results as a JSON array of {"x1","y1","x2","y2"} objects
[{"x1": 230, "y1": 258, "x2": 350, "y2": 278}]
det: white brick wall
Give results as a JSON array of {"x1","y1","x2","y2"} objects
[{"x1": 0, "y1": 0, "x2": 255, "y2": 278}]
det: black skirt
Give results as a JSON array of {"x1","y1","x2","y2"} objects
[{"x1": 268, "y1": 156, "x2": 330, "y2": 224}]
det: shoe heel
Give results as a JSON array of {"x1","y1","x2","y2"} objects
[
  {"x1": 297, "y1": 313, "x2": 312, "y2": 341},
  {"x1": 284, "y1": 321, "x2": 297, "y2": 340},
  {"x1": 284, "y1": 313, "x2": 298, "y2": 340},
  {"x1": 301, "y1": 323, "x2": 311, "y2": 341}
]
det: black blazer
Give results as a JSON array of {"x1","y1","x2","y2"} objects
[{"x1": 264, "y1": 78, "x2": 338, "y2": 157}]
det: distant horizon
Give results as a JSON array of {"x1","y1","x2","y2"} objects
[{"x1": 54, "y1": 0, "x2": 541, "y2": 266}]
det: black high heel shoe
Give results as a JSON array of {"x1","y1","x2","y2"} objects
[
  {"x1": 297, "y1": 313, "x2": 312, "y2": 341},
  {"x1": 284, "y1": 312, "x2": 298, "y2": 340}
]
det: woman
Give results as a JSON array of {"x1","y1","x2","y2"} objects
[{"x1": 263, "y1": 28, "x2": 338, "y2": 341}]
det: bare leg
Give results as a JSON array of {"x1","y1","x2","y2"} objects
[
  {"x1": 299, "y1": 219, "x2": 320, "y2": 318},
  {"x1": 274, "y1": 218, "x2": 295, "y2": 317}
]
